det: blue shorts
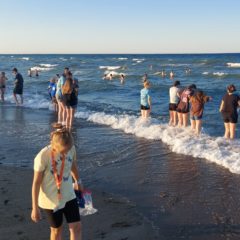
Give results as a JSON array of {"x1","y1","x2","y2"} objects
[{"x1": 190, "y1": 115, "x2": 202, "y2": 120}]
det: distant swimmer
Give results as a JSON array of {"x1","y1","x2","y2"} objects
[
  {"x1": 140, "y1": 80, "x2": 151, "y2": 118},
  {"x1": 189, "y1": 90, "x2": 212, "y2": 135},
  {"x1": 169, "y1": 81, "x2": 181, "y2": 126},
  {"x1": 109, "y1": 73, "x2": 113, "y2": 81},
  {"x1": 161, "y1": 70, "x2": 166, "y2": 77},
  {"x1": 0, "y1": 72, "x2": 8, "y2": 102},
  {"x1": 35, "y1": 69, "x2": 39, "y2": 77},
  {"x1": 142, "y1": 73, "x2": 148, "y2": 82},
  {"x1": 170, "y1": 70, "x2": 174, "y2": 79},
  {"x1": 176, "y1": 84, "x2": 196, "y2": 127},
  {"x1": 120, "y1": 74, "x2": 125, "y2": 84},
  {"x1": 102, "y1": 74, "x2": 107, "y2": 80},
  {"x1": 219, "y1": 84, "x2": 240, "y2": 139},
  {"x1": 185, "y1": 68, "x2": 191, "y2": 75},
  {"x1": 12, "y1": 68, "x2": 24, "y2": 105},
  {"x1": 28, "y1": 68, "x2": 32, "y2": 77}
]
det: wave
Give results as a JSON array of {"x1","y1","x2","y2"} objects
[
  {"x1": 227, "y1": 63, "x2": 240, "y2": 68},
  {"x1": 31, "y1": 66, "x2": 54, "y2": 72},
  {"x1": 104, "y1": 70, "x2": 125, "y2": 77},
  {"x1": 118, "y1": 58, "x2": 128, "y2": 60},
  {"x1": 99, "y1": 66, "x2": 121, "y2": 70},
  {"x1": 39, "y1": 64, "x2": 58, "y2": 68},
  {"x1": 75, "y1": 110, "x2": 240, "y2": 174},
  {"x1": 213, "y1": 72, "x2": 227, "y2": 77},
  {"x1": 132, "y1": 58, "x2": 145, "y2": 61},
  {"x1": 20, "y1": 57, "x2": 30, "y2": 61},
  {"x1": 59, "y1": 57, "x2": 67, "y2": 61},
  {"x1": 202, "y1": 72, "x2": 209, "y2": 75}
]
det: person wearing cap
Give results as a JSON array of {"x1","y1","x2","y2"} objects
[
  {"x1": 219, "y1": 84, "x2": 240, "y2": 139},
  {"x1": 169, "y1": 81, "x2": 181, "y2": 126},
  {"x1": 12, "y1": 68, "x2": 24, "y2": 105}
]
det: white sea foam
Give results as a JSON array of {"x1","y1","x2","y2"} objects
[
  {"x1": 227, "y1": 63, "x2": 240, "y2": 68},
  {"x1": 202, "y1": 72, "x2": 209, "y2": 75},
  {"x1": 104, "y1": 70, "x2": 124, "y2": 77},
  {"x1": 213, "y1": 72, "x2": 227, "y2": 77},
  {"x1": 31, "y1": 66, "x2": 53, "y2": 72},
  {"x1": 118, "y1": 58, "x2": 128, "y2": 60},
  {"x1": 132, "y1": 58, "x2": 145, "y2": 61},
  {"x1": 21, "y1": 57, "x2": 30, "y2": 61},
  {"x1": 99, "y1": 66, "x2": 121, "y2": 70},
  {"x1": 60, "y1": 57, "x2": 67, "y2": 61},
  {"x1": 39, "y1": 64, "x2": 58, "y2": 68},
  {"x1": 75, "y1": 110, "x2": 240, "y2": 174}
]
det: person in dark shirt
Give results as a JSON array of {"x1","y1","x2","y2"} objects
[
  {"x1": 219, "y1": 84, "x2": 240, "y2": 139},
  {"x1": 12, "y1": 68, "x2": 24, "y2": 105}
]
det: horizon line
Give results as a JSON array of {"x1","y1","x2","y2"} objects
[{"x1": 0, "y1": 52, "x2": 240, "y2": 55}]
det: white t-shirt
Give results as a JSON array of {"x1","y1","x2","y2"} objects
[
  {"x1": 34, "y1": 145, "x2": 77, "y2": 211},
  {"x1": 169, "y1": 86, "x2": 180, "y2": 104}
]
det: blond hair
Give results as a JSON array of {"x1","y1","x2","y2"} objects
[
  {"x1": 51, "y1": 128, "x2": 73, "y2": 152},
  {"x1": 62, "y1": 77, "x2": 73, "y2": 95}
]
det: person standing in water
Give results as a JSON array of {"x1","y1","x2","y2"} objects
[
  {"x1": 56, "y1": 67, "x2": 70, "y2": 125},
  {"x1": 140, "y1": 80, "x2": 151, "y2": 118},
  {"x1": 189, "y1": 90, "x2": 212, "y2": 135},
  {"x1": 28, "y1": 68, "x2": 32, "y2": 77},
  {"x1": 219, "y1": 84, "x2": 240, "y2": 139},
  {"x1": 0, "y1": 72, "x2": 8, "y2": 102},
  {"x1": 12, "y1": 68, "x2": 24, "y2": 105},
  {"x1": 176, "y1": 84, "x2": 196, "y2": 127},
  {"x1": 31, "y1": 128, "x2": 83, "y2": 240},
  {"x1": 170, "y1": 70, "x2": 174, "y2": 79},
  {"x1": 169, "y1": 81, "x2": 181, "y2": 126}
]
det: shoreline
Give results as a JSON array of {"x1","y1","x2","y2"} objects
[{"x1": 0, "y1": 165, "x2": 157, "y2": 240}]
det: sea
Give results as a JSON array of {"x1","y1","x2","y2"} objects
[{"x1": 1, "y1": 54, "x2": 240, "y2": 239}]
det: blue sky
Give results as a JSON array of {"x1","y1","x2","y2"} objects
[{"x1": 0, "y1": 0, "x2": 239, "y2": 53}]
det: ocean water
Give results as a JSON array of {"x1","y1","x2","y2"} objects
[
  {"x1": 1, "y1": 54, "x2": 240, "y2": 239},
  {"x1": 1, "y1": 54, "x2": 240, "y2": 173}
]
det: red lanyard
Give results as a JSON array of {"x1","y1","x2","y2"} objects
[{"x1": 51, "y1": 151, "x2": 65, "y2": 200}]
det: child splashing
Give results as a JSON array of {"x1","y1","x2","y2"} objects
[{"x1": 31, "y1": 128, "x2": 82, "y2": 240}]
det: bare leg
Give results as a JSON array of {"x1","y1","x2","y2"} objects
[
  {"x1": 169, "y1": 111, "x2": 173, "y2": 126},
  {"x1": 20, "y1": 94, "x2": 23, "y2": 104},
  {"x1": 183, "y1": 113, "x2": 189, "y2": 127},
  {"x1": 196, "y1": 120, "x2": 202, "y2": 135},
  {"x1": 69, "y1": 222, "x2": 82, "y2": 240},
  {"x1": 66, "y1": 107, "x2": 71, "y2": 129},
  {"x1": 224, "y1": 123, "x2": 230, "y2": 139},
  {"x1": 70, "y1": 108, "x2": 75, "y2": 129},
  {"x1": 173, "y1": 111, "x2": 177, "y2": 126},
  {"x1": 229, "y1": 123, "x2": 236, "y2": 139},
  {"x1": 50, "y1": 226, "x2": 63, "y2": 240},
  {"x1": 177, "y1": 113, "x2": 182, "y2": 127},
  {"x1": 190, "y1": 119, "x2": 196, "y2": 131},
  {"x1": 13, "y1": 93, "x2": 19, "y2": 105},
  {"x1": 57, "y1": 100, "x2": 63, "y2": 123}
]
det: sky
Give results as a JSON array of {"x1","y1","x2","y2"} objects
[{"x1": 0, "y1": 0, "x2": 239, "y2": 54}]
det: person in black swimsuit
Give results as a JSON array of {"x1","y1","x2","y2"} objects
[
  {"x1": 12, "y1": 68, "x2": 24, "y2": 105},
  {"x1": 219, "y1": 84, "x2": 240, "y2": 139}
]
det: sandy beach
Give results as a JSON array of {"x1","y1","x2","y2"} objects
[{"x1": 0, "y1": 166, "x2": 157, "y2": 240}]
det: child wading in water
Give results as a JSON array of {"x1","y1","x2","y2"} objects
[
  {"x1": 140, "y1": 80, "x2": 151, "y2": 118},
  {"x1": 189, "y1": 90, "x2": 212, "y2": 135},
  {"x1": 31, "y1": 128, "x2": 82, "y2": 240}
]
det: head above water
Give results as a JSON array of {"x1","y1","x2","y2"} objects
[
  {"x1": 51, "y1": 127, "x2": 73, "y2": 154},
  {"x1": 227, "y1": 84, "x2": 236, "y2": 93},
  {"x1": 173, "y1": 81, "x2": 180, "y2": 87},
  {"x1": 64, "y1": 67, "x2": 70, "y2": 75},
  {"x1": 188, "y1": 84, "x2": 197, "y2": 90},
  {"x1": 12, "y1": 68, "x2": 18, "y2": 74},
  {"x1": 1, "y1": 72, "x2": 5, "y2": 76}
]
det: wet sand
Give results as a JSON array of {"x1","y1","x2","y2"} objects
[
  {"x1": 0, "y1": 166, "x2": 156, "y2": 240},
  {"x1": 1, "y1": 106, "x2": 240, "y2": 239}
]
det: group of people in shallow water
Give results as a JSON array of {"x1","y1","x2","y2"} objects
[
  {"x1": 48, "y1": 67, "x2": 79, "y2": 130},
  {"x1": 140, "y1": 79, "x2": 240, "y2": 139},
  {"x1": 0, "y1": 68, "x2": 24, "y2": 105}
]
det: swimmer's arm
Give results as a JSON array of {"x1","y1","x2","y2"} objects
[
  {"x1": 31, "y1": 171, "x2": 43, "y2": 222},
  {"x1": 219, "y1": 101, "x2": 224, "y2": 112}
]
